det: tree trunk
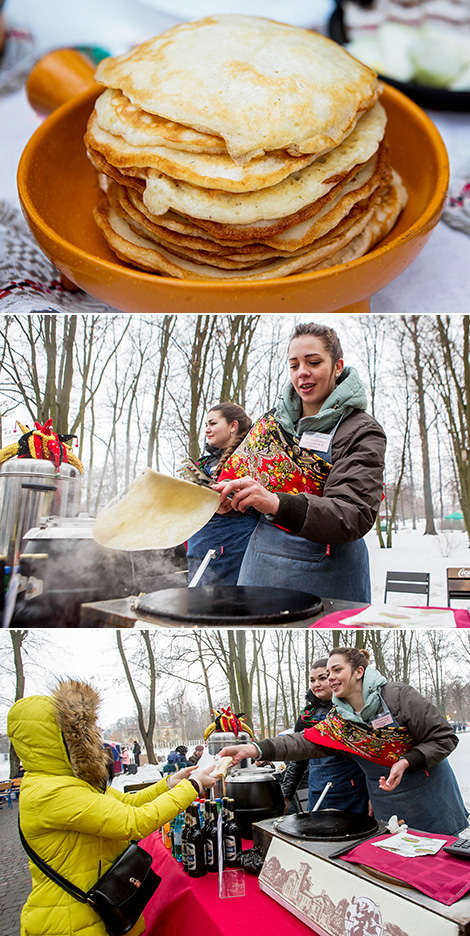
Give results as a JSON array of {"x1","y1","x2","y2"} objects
[
  {"x1": 116, "y1": 631, "x2": 157, "y2": 763},
  {"x1": 403, "y1": 317, "x2": 437, "y2": 534},
  {"x1": 9, "y1": 630, "x2": 27, "y2": 777}
]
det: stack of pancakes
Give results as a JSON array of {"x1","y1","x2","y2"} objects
[{"x1": 85, "y1": 15, "x2": 408, "y2": 281}]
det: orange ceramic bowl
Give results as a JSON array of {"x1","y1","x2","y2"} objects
[{"x1": 18, "y1": 82, "x2": 448, "y2": 315}]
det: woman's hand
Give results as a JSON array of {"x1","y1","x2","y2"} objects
[
  {"x1": 378, "y1": 758, "x2": 410, "y2": 791},
  {"x1": 212, "y1": 478, "x2": 280, "y2": 516},
  {"x1": 218, "y1": 743, "x2": 259, "y2": 765},
  {"x1": 166, "y1": 765, "x2": 197, "y2": 788},
  {"x1": 191, "y1": 768, "x2": 218, "y2": 792},
  {"x1": 167, "y1": 764, "x2": 217, "y2": 792}
]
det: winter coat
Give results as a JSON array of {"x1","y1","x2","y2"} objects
[
  {"x1": 274, "y1": 409, "x2": 386, "y2": 544},
  {"x1": 258, "y1": 683, "x2": 459, "y2": 771},
  {"x1": 257, "y1": 682, "x2": 468, "y2": 833},
  {"x1": 281, "y1": 691, "x2": 368, "y2": 812},
  {"x1": 7, "y1": 682, "x2": 198, "y2": 936}
]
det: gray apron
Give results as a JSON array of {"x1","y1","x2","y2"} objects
[
  {"x1": 351, "y1": 698, "x2": 468, "y2": 836},
  {"x1": 237, "y1": 418, "x2": 371, "y2": 603}
]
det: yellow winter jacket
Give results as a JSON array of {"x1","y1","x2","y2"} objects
[{"x1": 8, "y1": 683, "x2": 198, "y2": 936}]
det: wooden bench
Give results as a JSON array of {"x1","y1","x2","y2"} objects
[
  {"x1": 0, "y1": 778, "x2": 22, "y2": 807},
  {"x1": 447, "y1": 567, "x2": 470, "y2": 606}
]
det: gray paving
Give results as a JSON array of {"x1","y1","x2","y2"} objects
[{"x1": 0, "y1": 797, "x2": 31, "y2": 936}]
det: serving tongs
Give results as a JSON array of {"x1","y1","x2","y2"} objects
[
  {"x1": 178, "y1": 457, "x2": 238, "y2": 587},
  {"x1": 178, "y1": 457, "x2": 234, "y2": 500},
  {"x1": 177, "y1": 458, "x2": 213, "y2": 489}
]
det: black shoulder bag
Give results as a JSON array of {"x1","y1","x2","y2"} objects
[{"x1": 19, "y1": 821, "x2": 161, "y2": 936}]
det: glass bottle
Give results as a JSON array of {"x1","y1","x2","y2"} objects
[
  {"x1": 203, "y1": 801, "x2": 219, "y2": 873},
  {"x1": 173, "y1": 812, "x2": 184, "y2": 862},
  {"x1": 186, "y1": 802, "x2": 207, "y2": 877},
  {"x1": 181, "y1": 808, "x2": 193, "y2": 873},
  {"x1": 223, "y1": 798, "x2": 242, "y2": 869}
]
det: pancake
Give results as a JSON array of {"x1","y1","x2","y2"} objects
[
  {"x1": 93, "y1": 172, "x2": 407, "y2": 280},
  {"x1": 93, "y1": 467, "x2": 220, "y2": 551},
  {"x1": 95, "y1": 15, "x2": 380, "y2": 162},
  {"x1": 95, "y1": 88, "x2": 227, "y2": 154},
  {"x1": 125, "y1": 198, "x2": 380, "y2": 268},
  {"x1": 123, "y1": 147, "x2": 388, "y2": 252},
  {"x1": 86, "y1": 111, "x2": 320, "y2": 192},
  {"x1": 141, "y1": 103, "x2": 387, "y2": 223},
  {"x1": 86, "y1": 145, "x2": 146, "y2": 193}
]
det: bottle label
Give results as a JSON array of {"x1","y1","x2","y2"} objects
[
  {"x1": 187, "y1": 844, "x2": 196, "y2": 871},
  {"x1": 205, "y1": 840, "x2": 214, "y2": 865},
  {"x1": 224, "y1": 836, "x2": 237, "y2": 860}
]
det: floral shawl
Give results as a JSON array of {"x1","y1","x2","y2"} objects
[
  {"x1": 304, "y1": 708, "x2": 414, "y2": 767},
  {"x1": 218, "y1": 410, "x2": 332, "y2": 496}
]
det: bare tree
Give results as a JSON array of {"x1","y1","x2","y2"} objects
[
  {"x1": 116, "y1": 630, "x2": 157, "y2": 763},
  {"x1": 8, "y1": 630, "x2": 27, "y2": 776},
  {"x1": 428, "y1": 316, "x2": 470, "y2": 542},
  {"x1": 400, "y1": 316, "x2": 437, "y2": 534}
]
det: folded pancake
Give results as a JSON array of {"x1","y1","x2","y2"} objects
[
  {"x1": 94, "y1": 15, "x2": 380, "y2": 162},
  {"x1": 140, "y1": 104, "x2": 386, "y2": 223},
  {"x1": 117, "y1": 147, "x2": 388, "y2": 253},
  {"x1": 86, "y1": 111, "x2": 319, "y2": 192},
  {"x1": 93, "y1": 467, "x2": 220, "y2": 550},
  {"x1": 95, "y1": 88, "x2": 227, "y2": 154}
]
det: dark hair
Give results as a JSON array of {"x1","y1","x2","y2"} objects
[
  {"x1": 289, "y1": 323, "x2": 343, "y2": 364},
  {"x1": 311, "y1": 658, "x2": 328, "y2": 670},
  {"x1": 328, "y1": 647, "x2": 370, "y2": 671},
  {"x1": 208, "y1": 402, "x2": 252, "y2": 475}
]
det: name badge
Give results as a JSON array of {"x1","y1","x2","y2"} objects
[
  {"x1": 371, "y1": 712, "x2": 394, "y2": 729},
  {"x1": 299, "y1": 431, "x2": 332, "y2": 453}
]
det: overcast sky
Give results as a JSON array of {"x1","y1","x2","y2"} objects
[{"x1": 0, "y1": 627, "x2": 203, "y2": 732}]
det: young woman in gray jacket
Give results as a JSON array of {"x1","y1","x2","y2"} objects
[
  {"x1": 220, "y1": 647, "x2": 468, "y2": 837},
  {"x1": 214, "y1": 323, "x2": 386, "y2": 603}
]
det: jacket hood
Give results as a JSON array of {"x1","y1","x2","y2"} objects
[
  {"x1": 275, "y1": 365, "x2": 368, "y2": 435},
  {"x1": 7, "y1": 680, "x2": 109, "y2": 790}
]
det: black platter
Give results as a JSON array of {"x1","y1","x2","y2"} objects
[
  {"x1": 276, "y1": 809, "x2": 379, "y2": 842},
  {"x1": 134, "y1": 585, "x2": 323, "y2": 625},
  {"x1": 329, "y1": 2, "x2": 470, "y2": 112}
]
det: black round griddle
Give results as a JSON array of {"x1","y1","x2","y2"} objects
[
  {"x1": 277, "y1": 810, "x2": 379, "y2": 842},
  {"x1": 134, "y1": 585, "x2": 323, "y2": 625}
]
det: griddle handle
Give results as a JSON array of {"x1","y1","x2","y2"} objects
[{"x1": 26, "y1": 49, "x2": 98, "y2": 116}]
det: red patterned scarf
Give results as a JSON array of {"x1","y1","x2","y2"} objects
[
  {"x1": 218, "y1": 411, "x2": 331, "y2": 496},
  {"x1": 304, "y1": 708, "x2": 414, "y2": 767}
]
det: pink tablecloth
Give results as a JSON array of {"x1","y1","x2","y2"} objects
[
  {"x1": 141, "y1": 834, "x2": 310, "y2": 936},
  {"x1": 312, "y1": 606, "x2": 470, "y2": 628},
  {"x1": 340, "y1": 830, "x2": 470, "y2": 905}
]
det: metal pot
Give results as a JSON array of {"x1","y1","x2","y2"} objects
[
  {"x1": 0, "y1": 459, "x2": 80, "y2": 568},
  {"x1": 226, "y1": 767, "x2": 285, "y2": 839},
  {"x1": 11, "y1": 515, "x2": 187, "y2": 627},
  {"x1": 206, "y1": 731, "x2": 253, "y2": 757}
]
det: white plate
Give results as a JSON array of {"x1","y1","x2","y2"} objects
[{"x1": 138, "y1": 0, "x2": 334, "y2": 29}]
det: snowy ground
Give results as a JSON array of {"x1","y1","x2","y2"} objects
[{"x1": 367, "y1": 523, "x2": 470, "y2": 608}]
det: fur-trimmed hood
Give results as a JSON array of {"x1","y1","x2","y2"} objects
[{"x1": 7, "y1": 680, "x2": 109, "y2": 791}]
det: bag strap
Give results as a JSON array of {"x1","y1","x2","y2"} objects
[{"x1": 18, "y1": 819, "x2": 89, "y2": 904}]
